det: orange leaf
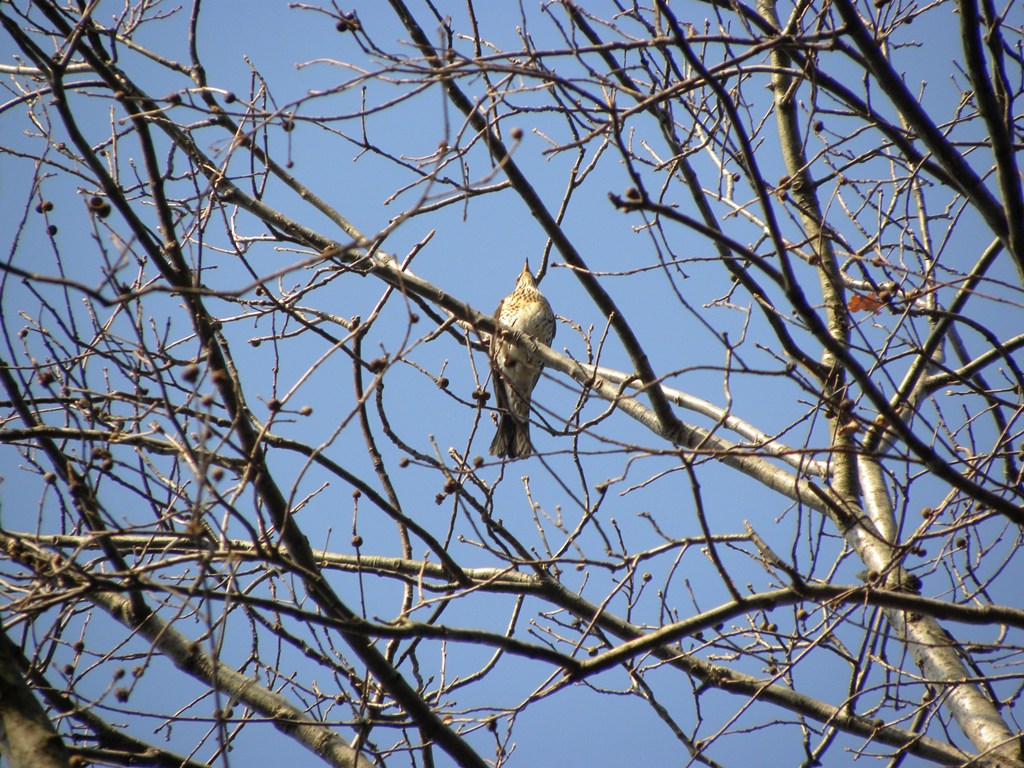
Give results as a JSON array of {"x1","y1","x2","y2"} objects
[{"x1": 849, "y1": 293, "x2": 885, "y2": 314}]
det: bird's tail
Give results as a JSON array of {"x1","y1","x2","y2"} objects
[{"x1": 489, "y1": 413, "x2": 533, "y2": 459}]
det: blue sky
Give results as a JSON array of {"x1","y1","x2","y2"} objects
[{"x1": 1, "y1": 1, "x2": 1021, "y2": 766}]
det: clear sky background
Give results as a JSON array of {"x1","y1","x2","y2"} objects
[{"x1": 1, "y1": 1, "x2": 1021, "y2": 766}]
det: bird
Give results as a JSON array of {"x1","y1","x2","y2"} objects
[{"x1": 489, "y1": 261, "x2": 556, "y2": 459}]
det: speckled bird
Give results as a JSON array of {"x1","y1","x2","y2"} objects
[{"x1": 489, "y1": 262, "x2": 556, "y2": 459}]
